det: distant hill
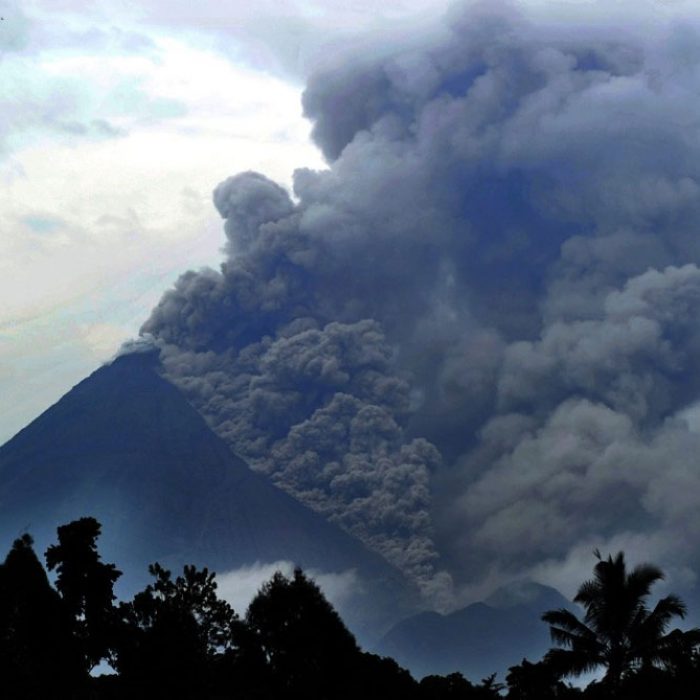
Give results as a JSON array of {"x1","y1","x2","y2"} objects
[
  {"x1": 0, "y1": 350, "x2": 419, "y2": 644},
  {"x1": 375, "y1": 580, "x2": 576, "y2": 680}
]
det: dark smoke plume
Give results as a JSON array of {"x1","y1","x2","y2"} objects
[{"x1": 143, "y1": 2, "x2": 700, "y2": 607}]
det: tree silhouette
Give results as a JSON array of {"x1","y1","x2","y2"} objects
[
  {"x1": 352, "y1": 652, "x2": 418, "y2": 699},
  {"x1": 245, "y1": 567, "x2": 360, "y2": 697},
  {"x1": 505, "y1": 658, "x2": 580, "y2": 699},
  {"x1": 542, "y1": 551, "x2": 700, "y2": 689},
  {"x1": 115, "y1": 562, "x2": 241, "y2": 698},
  {"x1": 44, "y1": 516, "x2": 122, "y2": 671},
  {"x1": 10, "y1": 516, "x2": 700, "y2": 698},
  {"x1": 0, "y1": 534, "x2": 84, "y2": 698},
  {"x1": 418, "y1": 671, "x2": 503, "y2": 699}
]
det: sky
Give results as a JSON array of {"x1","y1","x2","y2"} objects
[
  {"x1": 6, "y1": 0, "x2": 700, "y2": 611},
  {"x1": 0, "y1": 0, "x2": 451, "y2": 444}
]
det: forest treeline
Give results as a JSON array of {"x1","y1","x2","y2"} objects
[{"x1": 1, "y1": 518, "x2": 700, "y2": 699}]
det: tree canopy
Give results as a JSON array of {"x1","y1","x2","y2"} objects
[
  {"x1": 542, "y1": 551, "x2": 700, "y2": 689},
  {"x1": 45, "y1": 516, "x2": 122, "y2": 671},
  {"x1": 2, "y1": 520, "x2": 700, "y2": 699}
]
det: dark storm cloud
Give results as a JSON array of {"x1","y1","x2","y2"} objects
[{"x1": 142, "y1": 2, "x2": 700, "y2": 605}]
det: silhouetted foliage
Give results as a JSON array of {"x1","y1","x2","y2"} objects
[
  {"x1": 245, "y1": 566, "x2": 360, "y2": 698},
  {"x1": 542, "y1": 551, "x2": 700, "y2": 691},
  {"x1": 45, "y1": 516, "x2": 122, "y2": 671},
  {"x1": 418, "y1": 671, "x2": 503, "y2": 699},
  {"x1": 3, "y1": 519, "x2": 700, "y2": 699},
  {"x1": 0, "y1": 534, "x2": 84, "y2": 699},
  {"x1": 114, "y1": 562, "x2": 241, "y2": 698},
  {"x1": 506, "y1": 658, "x2": 581, "y2": 699},
  {"x1": 352, "y1": 652, "x2": 419, "y2": 699}
]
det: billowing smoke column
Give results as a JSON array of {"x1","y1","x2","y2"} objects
[{"x1": 143, "y1": 2, "x2": 700, "y2": 607}]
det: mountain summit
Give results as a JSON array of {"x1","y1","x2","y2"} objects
[
  {"x1": 0, "y1": 350, "x2": 418, "y2": 642},
  {"x1": 377, "y1": 580, "x2": 574, "y2": 679}
]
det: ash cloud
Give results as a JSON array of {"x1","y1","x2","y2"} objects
[{"x1": 142, "y1": 2, "x2": 700, "y2": 607}]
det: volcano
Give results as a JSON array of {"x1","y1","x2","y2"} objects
[
  {"x1": 0, "y1": 349, "x2": 418, "y2": 642},
  {"x1": 377, "y1": 581, "x2": 575, "y2": 679}
]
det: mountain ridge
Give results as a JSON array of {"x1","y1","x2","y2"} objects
[
  {"x1": 0, "y1": 350, "x2": 419, "y2": 643},
  {"x1": 375, "y1": 581, "x2": 575, "y2": 680}
]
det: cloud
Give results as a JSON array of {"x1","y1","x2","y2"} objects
[
  {"x1": 139, "y1": 0, "x2": 700, "y2": 608},
  {"x1": 130, "y1": 0, "x2": 453, "y2": 79},
  {"x1": 215, "y1": 561, "x2": 361, "y2": 617},
  {"x1": 0, "y1": 4, "x2": 328, "y2": 445},
  {"x1": 0, "y1": 9, "x2": 29, "y2": 55}
]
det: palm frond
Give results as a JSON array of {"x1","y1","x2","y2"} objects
[
  {"x1": 545, "y1": 551, "x2": 693, "y2": 683},
  {"x1": 626, "y1": 563, "x2": 665, "y2": 600},
  {"x1": 542, "y1": 607, "x2": 602, "y2": 658},
  {"x1": 641, "y1": 627, "x2": 700, "y2": 669},
  {"x1": 542, "y1": 608, "x2": 594, "y2": 637},
  {"x1": 544, "y1": 648, "x2": 604, "y2": 678},
  {"x1": 574, "y1": 580, "x2": 600, "y2": 607},
  {"x1": 641, "y1": 595, "x2": 687, "y2": 634}
]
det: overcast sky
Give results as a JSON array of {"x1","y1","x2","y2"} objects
[{"x1": 0, "y1": 0, "x2": 460, "y2": 443}]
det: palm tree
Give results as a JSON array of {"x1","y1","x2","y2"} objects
[{"x1": 542, "y1": 551, "x2": 700, "y2": 688}]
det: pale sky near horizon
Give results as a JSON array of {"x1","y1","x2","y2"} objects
[
  {"x1": 0, "y1": 0, "x2": 455, "y2": 444},
  {"x1": 1, "y1": 0, "x2": 692, "y2": 445}
]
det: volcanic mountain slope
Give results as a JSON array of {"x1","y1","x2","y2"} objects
[
  {"x1": 376, "y1": 581, "x2": 575, "y2": 680},
  {"x1": 0, "y1": 350, "x2": 418, "y2": 642}
]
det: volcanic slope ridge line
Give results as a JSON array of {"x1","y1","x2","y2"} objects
[{"x1": 0, "y1": 349, "x2": 421, "y2": 643}]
